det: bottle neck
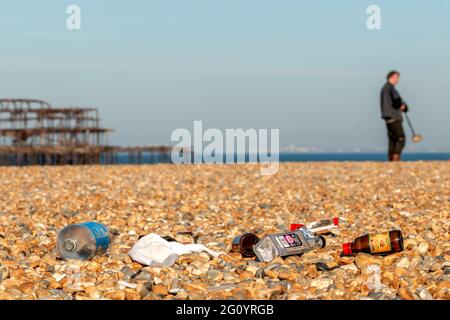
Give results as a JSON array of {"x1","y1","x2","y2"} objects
[
  {"x1": 342, "y1": 242, "x2": 354, "y2": 255},
  {"x1": 63, "y1": 239, "x2": 77, "y2": 252}
]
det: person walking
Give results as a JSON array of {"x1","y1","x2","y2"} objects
[{"x1": 380, "y1": 71, "x2": 408, "y2": 161}]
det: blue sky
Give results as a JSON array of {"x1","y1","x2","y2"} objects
[{"x1": 1, "y1": 0, "x2": 449, "y2": 151}]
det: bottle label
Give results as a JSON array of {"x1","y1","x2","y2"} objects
[
  {"x1": 80, "y1": 222, "x2": 110, "y2": 252},
  {"x1": 276, "y1": 234, "x2": 303, "y2": 248},
  {"x1": 369, "y1": 232, "x2": 391, "y2": 253}
]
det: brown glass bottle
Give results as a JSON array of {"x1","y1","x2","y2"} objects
[
  {"x1": 342, "y1": 230, "x2": 404, "y2": 256},
  {"x1": 231, "y1": 233, "x2": 260, "y2": 258}
]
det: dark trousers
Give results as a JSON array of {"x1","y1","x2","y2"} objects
[{"x1": 386, "y1": 119, "x2": 405, "y2": 156}]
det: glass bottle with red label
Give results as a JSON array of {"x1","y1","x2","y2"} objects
[{"x1": 342, "y1": 230, "x2": 404, "y2": 256}]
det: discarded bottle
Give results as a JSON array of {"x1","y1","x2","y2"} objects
[
  {"x1": 290, "y1": 217, "x2": 340, "y2": 234},
  {"x1": 342, "y1": 230, "x2": 404, "y2": 256},
  {"x1": 232, "y1": 233, "x2": 260, "y2": 258},
  {"x1": 57, "y1": 222, "x2": 110, "y2": 260},
  {"x1": 254, "y1": 227, "x2": 326, "y2": 262}
]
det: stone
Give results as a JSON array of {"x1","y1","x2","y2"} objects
[
  {"x1": 435, "y1": 281, "x2": 450, "y2": 299},
  {"x1": 222, "y1": 272, "x2": 236, "y2": 282},
  {"x1": 239, "y1": 270, "x2": 254, "y2": 280},
  {"x1": 84, "y1": 286, "x2": 102, "y2": 299},
  {"x1": 125, "y1": 289, "x2": 141, "y2": 300},
  {"x1": 175, "y1": 290, "x2": 189, "y2": 299},
  {"x1": 396, "y1": 257, "x2": 410, "y2": 269},
  {"x1": 355, "y1": 253, "x2": 382, "y2": 273},
  {"x1": 105, "y1": 290, "x2": 126, "y2": 300},
  {"x1": 278, "y1": 271, "x2": 297, "y2": 281},
  {"x1": 1, "y1": 278, "x2": 22, "y2": 289},
  {"x1": 365, "y1": 265, "x2": 382, "y2": 292},
  {"x1": 338, "y1": 256, "x2": 355, "y2": 266},
  {"x1": 417, "y1": 243, "x2": 429, "y2": 255},
  {"x1": 382, "y1": 254, "x2": 400, "y2": 266},
  {"x1": 424, "y1": 231, "x2": 436, "y2": 241},
  {"x1": 265, "y1": 269, "x2": 278, "y2": 279},
  {"x1": 18, "y1": 282, "x2": 34, "y2": 293},
  {"x1": 118, "y1": 281, "x2": 137, "y2": 289},
  {"x1": 140, "y1": 281, "x2": 153, "y2": 294},
  {"x1": 255, "y1": 269, "x2": 265, "y2": 279},
  {"x1": 315, "y1": 261, "x2": 338, "y2": 272},
  {"x1": 397, "y1": 288, "x2": 417, "y2": 300},
  {"x1": 304, "y1": 265, "x2": 319, "y2": 278},
  {"x1": 395, "y1": 267, "x2": 409, "y2": 278},
  {"x1": 190, "y1": 260, "x2": 210, "y2": 276},
  {"x1": 184, "y1": 283, "x2": 207, "y2": 293},
  {"x1": 245, "y1": 265, "x2": 259, "y2": 276},
  {"x1": 189, "y1": 291, "x2": 206, "y2": 299},
  {"x1": 417, "y1": 287, "x2": 433, "y2": 300},
  {"x1": 310, "y1": 278, "x2": 333, "y2": 290},
  {"x1": 430, "y1": 261, "x2": 442, "y2": 272},
  {"x1": 75, "y1": 292, "x2": 91, "y2": 300},
  {"x1": 133, "y1": 269, "x2": 153, "y2": 282},
  {"x1": 444, "y1": 266, "x2": 450, "y2": 275},
  {"x1": 127, "y1": 214, "x2": 137, "y2": 227},
  {"x1": 206, "y1": 270, "x2": 223, "y2": 282},
  {"x1": 0, "y1": 266, "x2": 10, "y2": 281},
  {"x1": 230, "y1": 288, "x2": 253, "y2": 299},
  {"x1": 152, "y1": 284, "x2": 168, "y2": 297},
  {"x1": 403, "y1": 239, "x2": 417, "y2": 250},
  {"x1": 169, "y1": 278, "x2": 183, "y2": 294},
  {"x1": 339, "y1": 263, "x2": 358, "y2": 273}
]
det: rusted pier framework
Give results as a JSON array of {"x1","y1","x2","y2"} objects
[{"x1": 0, "y1": 99, "x2": 173, "y2": 166}]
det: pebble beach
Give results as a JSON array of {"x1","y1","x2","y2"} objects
[{"x1": 0, "y1": 162, "x2": 449, "y2": 300}]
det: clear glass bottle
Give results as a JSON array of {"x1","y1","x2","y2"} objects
[{"x1": 254, "y1": 227, "x2": 326, "y2": 262}]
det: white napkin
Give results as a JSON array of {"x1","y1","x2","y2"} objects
[{"x1": 128, "y1": 233, "x2": 222, "y2": 267}]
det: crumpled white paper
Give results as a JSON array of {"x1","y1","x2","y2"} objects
[{"x1": 128, "y1": 233, "x2": 222, "y2": 267}]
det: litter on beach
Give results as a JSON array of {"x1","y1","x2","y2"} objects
[
  {"x1": 253, "y1": 227, "x2": 326, "y2": 262},
  {"x1": 128, "y1": 233, "x2": 222, "y2": 267},
  {"x1": 290, "y1": 217, "x2": 340, "y2": 234}
]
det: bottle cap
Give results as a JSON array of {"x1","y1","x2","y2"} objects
[
  {"x1": 63, "y1": 239, "x2": 77, "y2": 252},
  {"x1": 289, "y1": 223, "x2": 304, "y2": 231},
  {"x1": 333, "y1": 217, "x2": 339, "y2": 226},
  {"x1": 342, "y1": 243, "x2": 352, "y2": 255}
]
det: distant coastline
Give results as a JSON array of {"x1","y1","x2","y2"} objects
[
  {"x1": 108, "y1": 152, "x2": 450, "y2": 164},
  {"x1": 278, "y1": 152, "x2": 450, "y2": 162}
]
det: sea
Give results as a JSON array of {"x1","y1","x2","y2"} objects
[{"x1": 112, "y1": 152, "x2": 450, "y2": 164}]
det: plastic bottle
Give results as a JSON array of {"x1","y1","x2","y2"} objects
[
  {"x1": 253, "y1": 227, "x2": 326, "y2": 262},
  {"x1": 57, "y1": 222, "x2": 110, "y2": 260},
  {"x1": 342, "y1": 230, "x2": 403, "y2": 256}
]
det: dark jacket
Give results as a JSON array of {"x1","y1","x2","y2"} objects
[{"x1": 380, "y1": 82, "x2": 404, "y2": 122}]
